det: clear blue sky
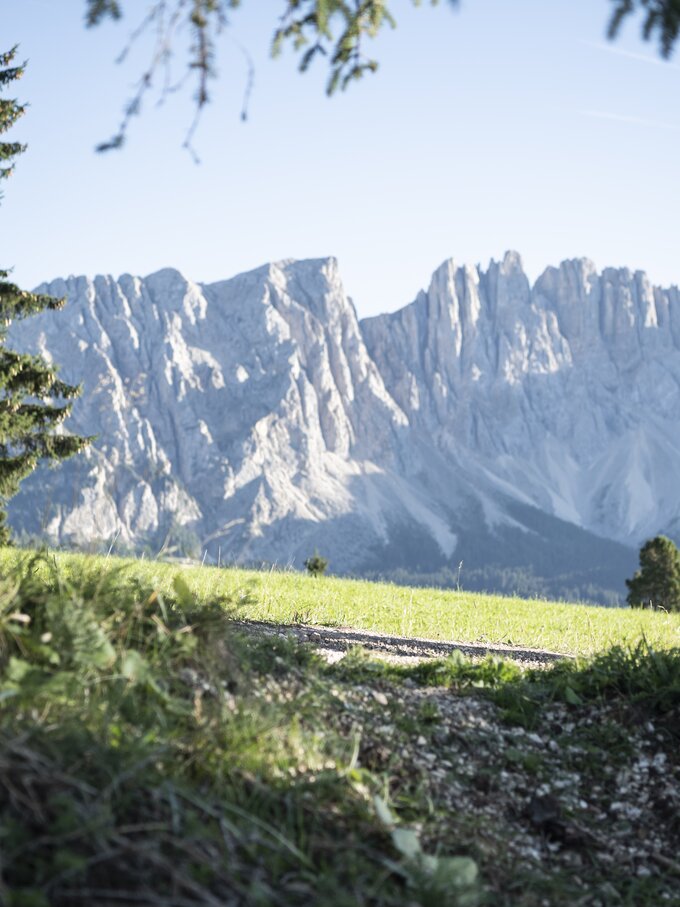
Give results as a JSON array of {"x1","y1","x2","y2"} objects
[{"x1": 3, "y1": 0, "x2": 679, "y2": 317}]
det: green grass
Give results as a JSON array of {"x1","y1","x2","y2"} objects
[
  {"x1": 1, "y1": 547, "x2": 677, "y2": 657},
  {"x1": 1, "y1": 549, "x2": 679, "y2": 905},
  {"x1": 0, "y1": 549, "x2": 483, "y2": 906}
]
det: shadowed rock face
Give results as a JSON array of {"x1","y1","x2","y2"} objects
[{"x1": 7, "y1": 252, "x2": 680, "y2": 601}]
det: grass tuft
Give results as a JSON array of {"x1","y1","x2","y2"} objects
[{"x1": 489, "y1": 640, "x2": 680, "y2": 730}]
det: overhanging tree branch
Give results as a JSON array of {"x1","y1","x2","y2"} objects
[
  {"x1": 86, "y1": 0, "x2": 458, "y2": 154},
  {"x1": 608, "y1": 0, "x2": 680, "y2": 57},
  {"x1": 86, "y1": 0, "x2": 680, "y2": 155}
]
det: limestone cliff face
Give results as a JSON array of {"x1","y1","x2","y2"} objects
[
  {"x1": 362, "y1": 252, "x2": 680, "y2": 547},
  {"x1": 8, "y1": 252, "x2": 680, "y2": 600},
  {"x1": 7, "y1": 259, "x2": 454, "y2": 569}
]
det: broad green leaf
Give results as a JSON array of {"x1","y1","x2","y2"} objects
[
  {"x1": 45, "y1": 672, "x2": 79, "y2": 695},
  {"x1": 120, "y1": 650, "x2": 149, "y2": 683},
  {"x1": 391, "y1": 827, "x2": 421, "y2": 860},
  {"x1": 564, "y1": 685, "x2": 582, "y2": 705},
  {"x1": 90, "y1": 633, "x2": 116, "y2": 668},
  {"x1": 373, "y1": 794, "x2": 395, "y2": 828},
  {"x1": 6, "y1": 657, "x2": 31, "y2": 682},
  {"x1": 420, "y1": 853, "x2": 438, "y2": 873},
  {"x1": 173, "y1": 574, "x2": 194, "y2": 608},
  {"x1": 432, "y1": 855, "x2": 479, "y2": 887}
]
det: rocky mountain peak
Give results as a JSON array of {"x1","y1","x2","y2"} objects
[{"x1": 7, "y1": 253, "x2": 680, "y2": 603}]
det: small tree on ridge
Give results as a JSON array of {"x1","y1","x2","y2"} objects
[
  {"x1": 625, "y1": 535, "x2": 680, "y2": 611},
  {"x1": 304, "y1": 551, "x2": 328, "y2": 578}
]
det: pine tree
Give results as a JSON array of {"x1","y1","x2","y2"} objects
[
  {"x1": 0, "y1": 47, "x2": 90, "y2": 545},
  {"x1": 625, "y1": 535, "x2": 680, "y2": 611}
]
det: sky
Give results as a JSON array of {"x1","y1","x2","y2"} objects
[{"x1": 2, "y1": 0, "x2": 680, "y2": 318}]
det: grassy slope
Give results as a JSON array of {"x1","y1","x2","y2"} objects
[
  {"x1": 2, "y1": 548, "x2": 677, "y2": 657},
  {"x1": 1, "y1": 548, "x2": 680, "y2": 906}
]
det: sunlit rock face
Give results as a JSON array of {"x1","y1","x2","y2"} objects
[
  {"x1": 8, "y1": 252, "x2": 680, "y2": 602},
  {"x1": 362, "y1": 252, "x2": 680, "y2": 548}
]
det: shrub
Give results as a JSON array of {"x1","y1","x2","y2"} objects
[{"x1": 304, "y1": 551, "x2": 328, "y2": 577}]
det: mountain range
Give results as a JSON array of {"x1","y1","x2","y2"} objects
[{"x1": 8, "y1": 252, "x2": 680, "y2": 603}]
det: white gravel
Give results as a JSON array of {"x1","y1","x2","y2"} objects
[{"x1": 237, "y1": 620, "x2": 573, "y2": 669}]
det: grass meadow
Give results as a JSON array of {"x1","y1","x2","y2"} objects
[{"x1": 1, "y1": 547, "x2": 676, "y2": 657}]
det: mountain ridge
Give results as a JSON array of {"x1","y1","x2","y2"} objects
[{"x1": 7, "y1": 251, "x2": 680, "y2": 604}]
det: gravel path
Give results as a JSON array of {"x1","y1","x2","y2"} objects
[
  {"x1": 234, "y1": 620, "x2": 680, "y2": 898},
  {"x1": 237, "y1": 620, "x2": 573, "y2": 669}
]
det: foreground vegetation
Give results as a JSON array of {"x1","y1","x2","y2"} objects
[{"x1": 1, "y1": 550, "x2": 679, "y2": 905}]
